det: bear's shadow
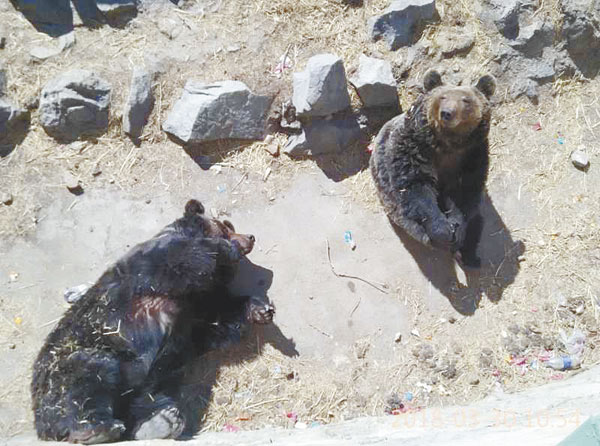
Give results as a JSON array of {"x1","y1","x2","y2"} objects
[
  {"x1": 177, "y1": 257, "x2": 298, "y2": 438},
  {"x1": 392, "y1": 193, "x2": 525, "y2": 316}
]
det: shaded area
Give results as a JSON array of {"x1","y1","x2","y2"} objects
[
  {"x1": 0, "y1": 110, "x2": 30, "y2": 158},
  {"x1": 177, "y1": 259, "x2": 298, "y2": 437},
  {"x1": 313, "y1": 106, "x2": 399, "y2": 182},
  {"x1": 175, "y1": 138, "x2": 256, "y2": 171},
  {"x1": 392, "y1": 194, "x2": 525, "y2": 315},
  {"x1": 313, "y1": 140, "x2": 371, "y2": 182},
  {"x1": 9, "y1": 0, "x2": 138, "y2": 37}
]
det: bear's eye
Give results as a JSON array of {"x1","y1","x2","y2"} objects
[{"x1": 462, "y1": 98, "x2": 471, "y2": 104}]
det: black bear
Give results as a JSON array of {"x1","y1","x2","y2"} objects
[
  {"x1": 370, "y1": 69, "x2": 496, "y2": 268},
  {"x1": 31, "y1": 199, "x2": 274, "y2": 443}
]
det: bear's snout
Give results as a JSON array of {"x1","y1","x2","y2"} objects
[
  {"x1": 230, "y1": 233, "x2": 255, "y2": 255},
  {"x1": 440, "y1": 109, "x2": 454, "y2": 122}
]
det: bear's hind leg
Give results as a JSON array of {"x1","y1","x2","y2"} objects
[{"x1": 35, "y1": 349, "x2": 126, "y2": 444}]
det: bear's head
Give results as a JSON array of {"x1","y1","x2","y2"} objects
[
  {"x1": 184, "y1": 199, "x2": 255, "y2": 255},
  {"x1": 423, "y1": 70, "x2": 496, "y2": 138}
]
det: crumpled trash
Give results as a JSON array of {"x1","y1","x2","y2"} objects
[
  {"x1": 64, "y1": 284, "x2": 91, "y2": 303},
  {"x1": 560, "y1": 328, "x2": 585, "y2": 356}
]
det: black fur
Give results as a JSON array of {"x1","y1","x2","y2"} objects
[
  {"x1": 31, "y1": 200, "x2": 274, "y2": 443},
  {"x1": 370, "y1": 72, "x2": 495, "y2": 268}
]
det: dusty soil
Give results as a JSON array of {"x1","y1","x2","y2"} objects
[{"x1": 1, "y1": 0, "x2": 600, "y2": 439}]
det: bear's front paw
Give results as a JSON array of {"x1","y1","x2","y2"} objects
[
  {"x1": 69, "y1": 420, "x2": 125, "y2": 444},
  {"x1": 246, "y1": 297, "x2": 275, "y2": 325},
  {"x1": 428, "y1": 220, "x2": 456, "y2": 250}
]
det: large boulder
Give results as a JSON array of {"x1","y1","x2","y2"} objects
[
  {"x1": 123, "y1": 68, "x2": 153, "y2": 139},
  {"x1": 11, "y1": 0, "x2": 73, "y2": 36},
  {"x1": 508, "y1": 20, "x2": 554, "y2": 57},
  {"x1": 351, "y1": 54, "x2": 398, "y2": 109},
  {"x1": 162, "y1": 80, "x2": 273, "y2": 144},
  {"x1": 39, "y1": 70, "x2": 111, "y2": 141},
  {"x1": 561, "y1": 0, "x2": 600, "y2": 75},
  {"x1": 479, "y1": 0, "x2": 521, "y2": 39},
  {"x1": 292, "y1": 54, "x2": 351, "y2": 118},
  {"x1": 368, "y1": 0, "x2": 439, "y2": 50}
]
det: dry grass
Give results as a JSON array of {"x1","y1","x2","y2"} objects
[{"x1": 1, "y1": 0, "x2": 600, "y2": 438}]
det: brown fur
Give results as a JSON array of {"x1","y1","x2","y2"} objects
[{"x1": 370, "y1": 70, "x2": 496, "y2": 267}]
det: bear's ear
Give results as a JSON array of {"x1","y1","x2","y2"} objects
[
  {"x1": 475, "y1": 75, "x2": 496, "y2": 99},
  {"x1": 423, "y1": 70, "x2": 443, "y2": 92},
  {"x1": 184, "y1": 199, "x2": 205, "y2": 217},
  {"x1": 223, "y1": 220, "x2": 235, "y2": 232}
]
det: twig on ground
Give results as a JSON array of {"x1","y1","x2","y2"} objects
[
  {"x1": 349, "y1": 296, "x2": 362, "y2": 318},
  {"x1": 325, "y1": 239, "x2": 389, "y2": 294},
  {"x1": 308, "y1": 323, "x2": 333, "y2": 339}
]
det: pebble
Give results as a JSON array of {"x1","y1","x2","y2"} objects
[
  {"x1": 64, "y1": 173, "x2": 82, "y2": 193},
  {"x1": 571, "y1": 149, "x2": 590, "y2": 170},
  {"x1": 8, "y1": 343, "x2": 16, "y2": 350},
  {"x1": 215, "y1": 395, "x2": 229, "y2": 405},
  {"x1": 1, "y1": 192, "x2": 13, "y2": 205}
]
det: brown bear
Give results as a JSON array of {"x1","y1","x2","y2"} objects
[
  {"x1": 370, "y1": 69, "x2": 496, "y2": 268},
  {"x1": 31, "y1": 199, "x2": 274, "y2": 443}
]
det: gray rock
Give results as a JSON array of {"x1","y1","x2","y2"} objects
[
  {"x1": 123, "y1": 68, "x2": 153, "y2": 139},
  {"x1": 369, "y1": 0, "x2": 439, "y2": 50},
  {"x1": 0, "y1": 98, "x2": 28, "y2": 141},
  {"x1": 59, "y1": 31, "x2": 76, "y2": 50},
  {"x1": 509, "y1": 21, "x2": 554, "y2": 57},
  {"x1": 561, "y1": 0, "x2": 600, "y2": 75},
  {"x1": 39, "y1": 69, "x2": 111, "y2": 141},
  {"x1": 571, "y1": 149, "x2": 590, "y2": 170},
  {"x1": 284, "y1": 116, "x2": 364, "y2": 157},
  {"x1": 71, "y1": 0, "x2": 104, "y2": 25},
  {"x1": 96, "y1": 0, "x2": 137, "y2": 17},
  {"x1": 396, "y1": 42, "x2": 428, "y2": 77},
  {"x1": 551, "y1": 48, "x2": 578, "y2": 77},
  {"x1": 12, "y1": 0, "x2": 73, "y2": 37},
  {"x1": 292, "y1": 54, "x2": 351, "y2": 118},
  {"x1": 163, "y1": 80, "x2": 272, "y2": 144},
  {"x1": 509, "y1": 78, "x2": 539, "y2": 103},
  {"x1": 495, "y1": 47, "x2": 555, "y2": 85},
  {"x1": 30, "y1": 30, "x2": 75, "y2": 62},
  {"x1": 30, "y1": 45, "x2": 62, "y2": 61},
  {"x1": 437, "y1": 31, "x2": 475, "y2": 58},
  {"x1": 480, "y1": 0, "x2": 520, "y2": 39},
  {"x1": 351, "y1": 54, "x2": 398, "y2": 108},
  {"x1": 526, "y1": 59, "x2": 555, "y2": 82}
]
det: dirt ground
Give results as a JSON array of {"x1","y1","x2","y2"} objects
[{"x1": 1, "y1": 0, "x2": 600, "y2": 439}]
